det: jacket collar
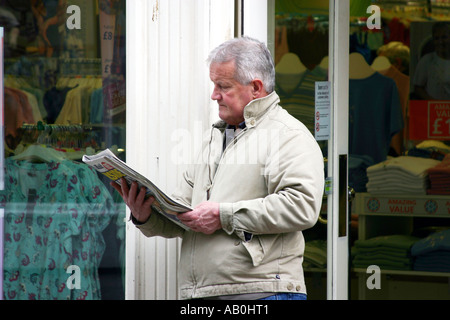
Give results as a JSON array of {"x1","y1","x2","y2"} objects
[{"x1": 212, "y1": 91, "x2": 280, "y2": 131}]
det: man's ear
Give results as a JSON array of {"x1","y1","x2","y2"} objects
[{"x1": 251, "y1": 79, "x2": 265, "y2": 98}]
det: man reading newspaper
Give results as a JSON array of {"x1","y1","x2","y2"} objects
[{"x1": 111, "y1": 37, "x2": 324, "y2": 300}]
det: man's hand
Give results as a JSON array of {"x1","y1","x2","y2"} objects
[
  {"x1": 177, "y1": 201, "x2": 222, "y2": 234},
  {"x1": 111, "y1": 178, "x2": 155, "y2": 223}
]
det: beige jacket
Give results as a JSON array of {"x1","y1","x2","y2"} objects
[{"x1": 136, "y1": 92, "x2": 325, "y2": 299}]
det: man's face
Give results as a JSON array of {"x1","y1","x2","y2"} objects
[{"x1": 209, "y1": 60, "x2": 254, "y2": 126}]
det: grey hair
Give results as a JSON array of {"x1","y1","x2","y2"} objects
[{"x1": 207, "y1": 36, "x2": 276, "y2": 93}]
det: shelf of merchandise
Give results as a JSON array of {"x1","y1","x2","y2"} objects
[{"x1": 353, "y1": 192, "x2": 450, "y2": 300}]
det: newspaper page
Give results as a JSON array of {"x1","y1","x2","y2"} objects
[{"x1": 82, "y1": 149, "x2": 191, "y2": 230}]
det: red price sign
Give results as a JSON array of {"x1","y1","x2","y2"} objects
[{"x1": 409, "y1": 100, "x2": 450, "y2": 140}]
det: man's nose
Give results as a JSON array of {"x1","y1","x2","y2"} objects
[{"x1": 211, "y1": 88, "x2": 221, "y2": 100}]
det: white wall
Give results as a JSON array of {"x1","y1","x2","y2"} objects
[{"x1": 125, "y1": 0, "x2": 235, "y2": 300}]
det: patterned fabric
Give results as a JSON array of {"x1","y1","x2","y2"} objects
[{"x1": 1, "y1": 158, "x2": 113, "y2": 300}]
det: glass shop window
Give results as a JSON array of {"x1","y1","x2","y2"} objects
[{"x1": 1, "y1": 0, "x2": 126, "y2": 300}]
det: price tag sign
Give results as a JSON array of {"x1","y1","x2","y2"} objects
[
  {"x1": 428, "y1": 101, "x2": 450, "y2": 139},
  {"x1": 314, "y1": 81, "x2": 331, "y2": 141},
  {"x1": 409, "y1": 100, "x2": 450, "y2": 140}
]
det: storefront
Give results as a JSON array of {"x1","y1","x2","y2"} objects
[
  {"x1": 249, "y1": 0, "x2": 450, "y2": 300},
  {"x1": 1, "y1": 0, "x2": 450, "y2": 300}
]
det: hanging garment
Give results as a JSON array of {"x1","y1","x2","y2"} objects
[
  {"x1": 349, "y1": 72, "x2": 403, "y2": 164},
  {"x1": 379, "y1": 65, "x2": 410, "y2": 144},
  {"x1": 4, "y1": 87, "x2": 36, "y2": 150},
  {"x1": 1, "y1": 158, "x2": 114, "y2": 300},
  {"x1": 276, "y1": 66, "x2": 327, "y2": 133},
  {"x1": 43, "y1": 86, "x2": 74, "y2": 124}
]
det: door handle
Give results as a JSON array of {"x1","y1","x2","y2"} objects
[
  {"x1": 348, "y1": 187, "x2": 355, "y2": 203},
  {"x1": 318, "y1": 186, "x2": 354, "y2": 225}
]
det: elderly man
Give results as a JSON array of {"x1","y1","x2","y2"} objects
[{"x1": 112, "y1": 36, "x2": 324, "y2": 300}]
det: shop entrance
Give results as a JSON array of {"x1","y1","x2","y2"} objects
[{"x1": 244, "y1": 0, "x2": 450, "y2": 300}]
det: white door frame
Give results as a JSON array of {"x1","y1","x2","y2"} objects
[
  {"x1": 327, "y1": 0, "x2": 350, "y2": 300},
  {"x1": 243, "y1": 0, "x2": 350, "y2": 300}
]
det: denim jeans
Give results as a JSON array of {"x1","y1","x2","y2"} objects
[{"x1": 259, "y1": 293, "x2": 307, "y2": 300}]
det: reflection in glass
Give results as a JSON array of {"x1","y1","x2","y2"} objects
[{"x1": 2, "y1": 0, "x2": 125, "y2": 300}]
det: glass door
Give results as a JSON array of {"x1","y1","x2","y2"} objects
[
  {"x1": 245, "y1": 0, "x2": 450, "y2": 300},
  {"x1": 349, "y1": 0, "x2": 450, "y2": 300},
  {"x1": 243, "y1": 0, "x2": 351, "y2": 299}
]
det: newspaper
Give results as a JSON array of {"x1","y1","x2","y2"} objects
[{"x1": 82, "y1": 148, "x2": 191, "y2": 230}]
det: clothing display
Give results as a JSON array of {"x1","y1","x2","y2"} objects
[
  {"x1": 54, "y1": 78, "x2": 103, "y2": 125},
  {"x1": 349, "y1": 72, "x2": 404, "y2": 164},
  {"x1": 43, "y1": 86, "x2": 75, "y2": 123},
  {"x1": 349, "y1": 154, "x2": 375, "y2": 192},
  {"x1": 1, "y1": 157, "x2": 115, "y2": 300},
  {"x1": 4, "y1": 87, "x2": 37, "y2": 149},
  {"x1": 379, "y1": 65, "x2": 410, "y2": 144},
  {"x1": 365, "y1": 156, "x2": 441, "y2": 195},
  {"x1": 303, "y1": 240, "x2": 327, "y2": 269},
  {"x1": 276, "y1": 66, "x2": 328, "y2": 133},
  {"x1": 427, "y1": 154, "x2": 450, "y2": 195},
  {"x1": 1, "y1": 1, "x2": 126, "y2": 301},
  {"x1": 415, "y1": 140, "x2": 450, "y2": 155},
  {"x1": 411, "y1": 229, "x2": 450, "y2": 272},
  {"x1": 379, "y1": 65, "x2": 409, "y2": 119},
  {"x1": 352, "y1": 235, "x2": 419, "y2": 270},
  {"x1": 6, "y1": 58, "x2": 104, "y2": 128}
]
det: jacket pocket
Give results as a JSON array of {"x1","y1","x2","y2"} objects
[{"x1": 242, "y1": 235, "x2": 265, "y2": 267}]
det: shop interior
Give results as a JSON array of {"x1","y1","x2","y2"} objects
[{"x1": 273, "y1": 0, "x2": 450, "y2": 299}]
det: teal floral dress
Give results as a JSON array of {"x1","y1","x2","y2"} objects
[{"x1": 1, "y1": 158, "x2": 114, "y2": 300}]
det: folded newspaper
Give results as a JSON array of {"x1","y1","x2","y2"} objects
[{"x1": 82, "y1": 148, "x2": 191, "y2": 230}]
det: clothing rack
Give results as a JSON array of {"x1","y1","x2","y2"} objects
[
  {"x1": 21, "y1": 121, "x2": 95, "y2": 132},
  {"x1": 59, "y1": 58, "x2": 102, "y2": 77},
  {"x1": 372, "y1": 0, "x2": 428, "y2": 6},
  {"x1": 19, "y1": 121, "x2": 99, "y2": 149},
  {"x1": 275, "y1": 13, "x2": 329, "y2": 29}
]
